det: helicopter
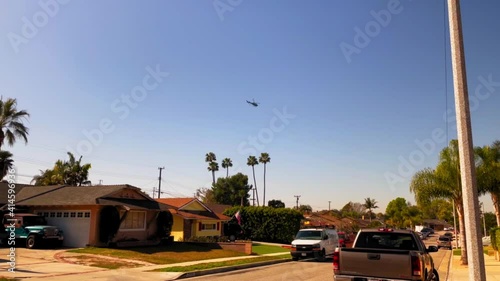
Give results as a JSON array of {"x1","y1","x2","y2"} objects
[{"x1": 246, "y1": 99, "x2": 259, "y2": 107}]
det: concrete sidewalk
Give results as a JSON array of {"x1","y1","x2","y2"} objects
[{"x1": 447, "y1": 253, "x2": 500, "y2": 280}]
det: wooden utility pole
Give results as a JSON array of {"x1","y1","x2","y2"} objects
[
  {"x1": 294, "y1": 195, "x2": 301, "y2": 209},
  {"x1": 158, "y1": 167, "x2": 165, "y2": 199},
  {"x1": 447, "y1": 0, "x2": 486, "y2": 279}
]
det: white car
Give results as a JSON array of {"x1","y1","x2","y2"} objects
[{"x1": 482, "y1": 236, "x2": 491, "y2": 246}]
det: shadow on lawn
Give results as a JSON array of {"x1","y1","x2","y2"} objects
[{"x1": 108, "y1": 242, "x2": 226, "y2": 254}]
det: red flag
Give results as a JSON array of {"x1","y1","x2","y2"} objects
[{"x1": 235, "y1": 211, "x2": 242, "y2": 225}]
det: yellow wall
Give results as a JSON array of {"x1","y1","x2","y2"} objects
[
  {"x1": 181, "y1": 201, "x2": 207, "y2": 211},
  {"x1": 193, "y1": 220, "x2": 222, "y2": 237},
  {"x1": 171, "y1": 215, "x2": 185, "y2": 241}
]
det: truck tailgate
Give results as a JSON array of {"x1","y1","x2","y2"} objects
[{"x1": 339, "y1": 248, "x2": 413, "y2": 280}]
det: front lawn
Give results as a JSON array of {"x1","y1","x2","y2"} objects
[
  {"x1": 251, "y1": 243, "x2": 291, "y2": 255},
  {"x1": 453, "y1": 246, "x2": 490, "y2": 256},
  {"x1": 153, "y1": 254, "x2": 291, "y2": 272},
  {"x1": 68, "y1": 242, "x2": 246, "y2": 264}
]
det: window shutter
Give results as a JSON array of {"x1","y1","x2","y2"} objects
[
  {"x1": 217, "y1": 222, "x2": 220, "y2": 231},
  {"x1": 198, "y1": 222, "x2": 202, "y2": 231}
]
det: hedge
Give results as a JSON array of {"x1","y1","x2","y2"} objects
[
  {"x1": 492, "y1": 227, "x2": 500, "y2": 251},
  {"x1": 224, "y1": 206, "x2": 303, "y2": 244}
]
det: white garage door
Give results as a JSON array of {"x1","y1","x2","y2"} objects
[{"x1": 36, "y1": 210, "x2": 91, "y2": 248}]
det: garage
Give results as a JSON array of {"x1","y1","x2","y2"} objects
[{"x1": 36, "y1": 210, "x2": 91, "y2": 248}]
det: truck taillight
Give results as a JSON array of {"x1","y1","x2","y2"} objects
[
  {"x1": 333, "y1": 249, "x2": 340, "y2": 271},
  {"x1": 411, "y1": 255, "x2": 421, "y2": 276}
]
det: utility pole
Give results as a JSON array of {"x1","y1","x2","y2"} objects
[
  {"x1": 328, "y1": 201, "x2": 331, "y2": 211},
  {"x1": 158, "y1": 167, "x2": 165, "y2": 199},
  {"x1": 98, "y1": 180, "x2": 103, "y2": 185},
  {"x1": 481, "y1": 202, "x2": 486, "y2": 237},
  {"x1": 294, "y1": 195, "x2": 301, "y2": 209},
  {"x1": 447, "y1": 0, "x2": 485, "y2": 279},
  {"x1": 152, "y1": 187, "x2": 156, "y2": 198}
]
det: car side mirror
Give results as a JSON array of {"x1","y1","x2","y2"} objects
[{"x1": 427, "y1": 245, "x2": 438, "y2": 252}]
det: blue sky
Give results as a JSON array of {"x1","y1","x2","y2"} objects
[{"x1": 1, "y1": 0, "x2": 499, "y2": 213}]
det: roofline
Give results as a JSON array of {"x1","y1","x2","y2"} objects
[{"x1": 177, "y1": 198, "x2": 213, "y2": 213}]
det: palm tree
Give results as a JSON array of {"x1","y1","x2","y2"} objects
[
  {"x1": 247, "y1": 155, "x2": 259, "y2": 206},
  {"x1": 0, "y1": 150, "x2": 14, "y2": 180},
  {"x1": 410, "y1": 140, "x2": 468, "y2": 265},
  {"x1": 207, "y1": 161, "x2": 219, "y2": 185},
  {"x1": 475, "y1": 141, "x2": 500, "y2": 226},
  {"x1": 221, "y1": 158, "x2": 233, "y2": 178},
  {"x1": 0, "y1": 97, "x2": 30, "y2": 150},
  {"x1": 363, "y1": 197, "x2": 378, "y2": 222},
  {"x1": 31, "y1": 152, "x2": 92, "y2": 186},
  {"x1": 205, "y1": 152, "x2": 216, "y2": 163},
  {"x1": 258, "y1": 153, "x2": 271, "y2": 205}
]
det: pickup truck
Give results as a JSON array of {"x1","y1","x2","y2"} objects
[{"x1": 333, "y1": 228, "x2": 439, "y2": 281}]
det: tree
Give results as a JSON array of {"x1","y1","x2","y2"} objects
[
  {"x1": 221, "y1": 158, "x2": 233, "y2": 178},
  {"x1": 363, "y1": 197, "x2": 378, "y2": 222},
  {"x1": 0, "y1": 150, "x2": 14, "y2": 180},
  {"x1": 340, "y1": 201, "x2": 365, "y2": 219},
  {"x1": 195, "y1": 187, "x2": 216, "y2": 204},
  {"x1": 0, "y1": 97, "x2": 30, "y2": 150},
  {"x1": 475, "y1": 141, "x2": 500, "y2": 226},
  {"x1": 410, "y1": 140, "x2": 468, "y2": 265},
  {"x1": 211, "y1": 173, "x2": 252, "y2": 206},
  {"x1": 418, "y1": 199, "x2": 453, "y2": 222},
  {"x1": 259, "y1": 152, "x2": 271, "y2": 206},
  {"x1": 268, "y1": 199, "x2": 285, "y2": 208},
  {"x1": 385, "y1": 197, "x2": 409, "y2": 228},
  {"x1": 205, "y1": 152, "x2": 218, "y2": 185},
  {"x1": 31, "y1": 152, "x2": 92, "y2": 186},
  {"x1": 298, "y1": 204, "x2": 312, "y2": 214},
  {"x1": 247, "y1": 155, "x2": 259, "y2": 206}
]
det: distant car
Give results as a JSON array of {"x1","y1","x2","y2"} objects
[
  {"x1": 483, "y1": 236, "x2": 491, "y2": 246},
  {"x1": 338, "y1": 231, "x2": 350, "y2": 247},
  {"x1": 421, "y1": 227, "x2": 434, "y2": 234},
  {"x1": 437, "y1": 236, "x2": 452, "y2": 250},
  {"x1": 444, "y1": 232, "x2": 454, "y2": 240}
]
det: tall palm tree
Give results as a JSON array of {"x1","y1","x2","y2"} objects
[
  {"x1": 363, "y1": 197, "x2": 378, "y2": 222},
  {"x1": 259, "y1": 153, "x2": 270, "y2": 206},
  {"x1": 410, "y1": 140, "x2": 468, "y2": 265},
  {"x1": 247, "y1": 155, "x2": 259, "y2": 206},
  {"x1": 221, "y1": 158, "x2": 233, "y2": 178},
  {"x1": 0, "y1": 97, "x2": 30, "y2": 150},
  {"x1": 205, "y1": 152, "x2": 216, "y2": 163},
  {"x1": 0, "y1": 150, "x2": 14, "y2": 180},
  {"x1": 475, "y1": 141, "x2": 500, "y2": 226},
  {"x1": 207, "y1": 161, "x2": 219, "y2": 185}
]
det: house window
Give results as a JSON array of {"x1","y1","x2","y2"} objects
[
  {"x1": 84, "y1": 212, "x2": 90, "y2": 218},
  {"x1": 63, "y1": 212, "x2": 69, "y2": 218},
  {"x1": 200, "y1": 223, "x2": 217, "y2": 230},
  {"x1": 120, "y1": 211, "x2": 146, "y2": 230},
  {"x1": 56, "y1": 212, "x2": 62, "y2": 217},
  {"x1": 70, "y1": 212, "x2": 76, "y2": 218},
  {"x1": 77, "y1": 212, "x2": 83, "y2": 218}
]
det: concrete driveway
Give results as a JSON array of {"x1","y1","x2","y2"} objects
[{"x1": 0, "y1": 247, "x2": 108, "y2": 280}]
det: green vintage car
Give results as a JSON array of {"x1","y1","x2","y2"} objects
[{"x1": 1, "y1": 213, "x2": 64, "y2": 249}]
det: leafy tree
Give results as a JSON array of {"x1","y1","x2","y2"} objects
[
  {"x1": 268, "y1": 199, "x2": 285, "y2": 208},
  {"x1": 410, "y1": 140, "x2": 468, "y2": 265},
  {"x1": 419, "y1": 199, "x2": 453, "y2": 222},
  {"x1": 363, "y1": 197, "x2": 378, "y2": 222},
  {"x1": 340, "y1": 201, "x2": 365, "y2": 219},
  {"x1": 298, "y1": 204, "x2": 312, "y2": 214},
  {"x1": 195, "y1": 187, "x2": 216, "y2": 204},
  {"x1": 475, "y1": 141, "x2": 500, "y2": 226},
  {"x1": 385, "y1": 197, "x2": 409, "y2": 228},
  {"x1": 0, "y1": 97, "x2": 30, "y2": 150},
  {"x1": 403, "y1": 205, "x2": 422, "y2": 229},
  {"x1": 211, "y1": 173, "x2": 252, "y2": 206},
  {"x1": 0, "y1": 150, "x2": 14, "y2": 180},
  {"x1": 221, "y1": 158, "x2": 233, "y2": 178},
  {"x1": 205, "y1": 152, "x2": 218, "y2": 185},
  {"x1": 247, "y1": 155, "x2": 259, "y2": 206},
  {"x1": 31, "y1": 152, "x2": 91, "y2": 186},
  {"x1": 259, "y1": 152, "x2": 271, "y2": 206},
  {"x1": 483, "y1": 212, "x2": 496, "y2": 236}
]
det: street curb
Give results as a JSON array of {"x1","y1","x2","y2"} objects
[{"x1": 175, "y1": 258, "x2": 293, "y2": 279}]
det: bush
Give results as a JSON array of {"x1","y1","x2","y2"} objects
[{"x1": 490, "y1": 227, "x2": 499, "y2": 251}]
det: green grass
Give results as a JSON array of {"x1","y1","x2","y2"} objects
[
  {"x1": 0, "y1": 278, "x2": 19, "y2": 281},
  {"x1": 152, "y1": 254, "x2": 291, "y2": 272},
  {"x1": 68, "y1": 242, "x2": 246, "y2": 264},
  {"x1": 453, "y1": 246, "x2": 490, "y2": 256},
  {"x1": 251, "y1": 243, "x2": 291, "y2": 255}
]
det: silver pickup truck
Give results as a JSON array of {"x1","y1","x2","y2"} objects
[{"x1": 333, "y1": 228, "x2": 439, "y2": 281}]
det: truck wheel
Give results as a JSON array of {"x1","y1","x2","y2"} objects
[
  {"x1": 26, "y1": 235, "x2": 38, "y2": 249},
  {"x1": 315, "y1": 249, "x2": 326, "y2": 262},
  {"x1": 431, "y1": 269, "x2": 439, "y2": 281}
]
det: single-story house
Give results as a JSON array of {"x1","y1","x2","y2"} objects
[
  {"x1": 0, "y1": 183, "x2": 173, "y2": 248},
  {"x1": 423, "y1": 219, "x2": 451, "y2": 231},
  {"x1": 0, "y1": 181, "x2": 31, "y2": 206},
  {"x1": 155, "y1": 198, "x2": 231, "y2": 241}
]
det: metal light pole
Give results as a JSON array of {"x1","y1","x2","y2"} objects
[
  {"x1": 481, "y1": 202, "x2": 487, "y2": 237},
  {"x1": 447, "y1": 0, "x2": 486, "y2": 279},
  {"x1": 452, "y1": 199, "x2": 458, "y2": 248}
]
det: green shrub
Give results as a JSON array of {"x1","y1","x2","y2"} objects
[{"x1": 490, "y1": 227, "x2": 499, "y2": 251}]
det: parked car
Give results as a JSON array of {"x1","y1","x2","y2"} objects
[
  {"x1": 443, "y1": 232, "x2": 454, "y2": 240},
  {"x1": 437, "y1": 235, "x2": 452, "y2": 250},
  {"x1": 482, "y1": 236, "x2": 491, "y2": 246},
  {"x1": 337, "y1": 231, "x2": 350, "y2": 247},
  {"x1": 290, "y1": 227, "x2": 339, "y2": 261},
  {"x1": 420, "y1": 227, "x2": 434, "y2": 235}
]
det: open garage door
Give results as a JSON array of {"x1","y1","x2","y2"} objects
[{"x1": 37, "y1": 210, "x2": 91, "y2": 248}]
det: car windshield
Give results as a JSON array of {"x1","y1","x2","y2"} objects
[
  {"x1": 23, "y1": 216, "x2": 47, "y2": 226},
  {"x1": 295, "y1": 230, "x2": 322, "y2": 240},
  {"x1": 439, "y1": 237, "x2": 450, "y2": 241}
]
